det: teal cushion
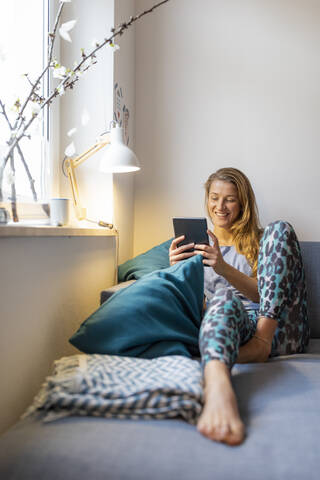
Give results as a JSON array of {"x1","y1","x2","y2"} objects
[
  {"x1": 70, "y1": 255, "x2": 204, "y2": 359},
  {"x1": 118, "y1": 239, "x2": 172, "y2": 281}
]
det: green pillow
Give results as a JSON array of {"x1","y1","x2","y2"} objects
[
  {"x1": 69, "y1": 255, "x2": 204, "y2": 359},
  {"x1": 118, "y1": 238, "x2": 172, "y2": 281}
]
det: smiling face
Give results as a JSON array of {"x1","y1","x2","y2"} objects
[{"x1": 208, "y1": 180, "x2": 241, "y2": 230}]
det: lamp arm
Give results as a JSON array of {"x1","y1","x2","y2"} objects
[
  {"x1": 72, "y1": 133, "x2": 111, "y2": 168},
  {"x1": 65, "y1": 158, "x2": 85, "y2": 220},
  {"x1": 64, "y1": 133, "x2": 111, "y2": 220}
]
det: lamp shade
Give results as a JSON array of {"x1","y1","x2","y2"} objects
[{"x1": 99, "y1": 125, "x2": 140, "y2": 173}]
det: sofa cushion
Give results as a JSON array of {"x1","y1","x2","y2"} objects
[
  {"x1": 70, "y1": 255, "x2": 204, "y2": 358},
  {"x1": 118, "y1": 238, "x2": 171, "y2": 281},
  {"x1": 100, "y1": 280, "x2": 136, "y2": 304}
]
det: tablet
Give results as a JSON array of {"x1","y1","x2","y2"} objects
[{"x1": 172, "y1": 217, "x2": 209, "y2": 250}]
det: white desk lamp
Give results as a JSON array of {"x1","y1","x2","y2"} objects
[{"x1": 64, "y1": 123, "x2": 140, "y2": 225}]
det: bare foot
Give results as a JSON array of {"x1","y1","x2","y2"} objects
[{"x1": 197, "y1": 360, "x2": 245, "y2": 446}]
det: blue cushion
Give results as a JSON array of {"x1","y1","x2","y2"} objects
[
  {"x1": 118, "y1": 239, "x2": 172, "y2": 281},
  {"x1": 70, "y1": 255, "x2": 204, "y2": 358}
]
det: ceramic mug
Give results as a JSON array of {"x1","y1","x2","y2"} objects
[{"x1": 49, "y1": 198, "x2": 70, "y2": 226}]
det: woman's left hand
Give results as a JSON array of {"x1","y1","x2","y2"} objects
[{"x1": 194, "y1": 230, "x2": 226, "y2": 275}]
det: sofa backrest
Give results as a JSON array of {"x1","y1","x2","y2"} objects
[{"x1": 300, "y1": 242, "x2": 320, "y2": 338}]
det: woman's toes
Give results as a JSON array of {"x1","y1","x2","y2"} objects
[
  {"x1": 198, "y1": 416, "x2": 245, "y2": 445},
  {"x1": 213, "y1": 424, "x2": 230, "y2": 441},
  {"x1": 197, "y1": 418, "x2": 210, "y2": 436},
  {"x1": 225, "y1": 422, "x2": 245, "y2": 446},
  {"x1": 197, "y1": 417, "x2": 217, "y2": 441}
]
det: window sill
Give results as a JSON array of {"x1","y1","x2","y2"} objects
[{"x1": 0, "y1": 222, "x2": 118, "y2": 238}]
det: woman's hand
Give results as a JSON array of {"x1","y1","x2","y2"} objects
[
  {"x1": 169, "y1": 235, "x2": 195, "y2": 266},
  {"x1": 194, "y1": 230, "x2": 226, "y2": 275}
]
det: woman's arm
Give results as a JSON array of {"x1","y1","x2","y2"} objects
[
  {"x1": 194, "y1": 230, "x2": 259, "y2": 303},
  {"x1": 237, "y1": 316, "x2": 278, "y2": 363},
  {"x1": 219, "y1": 262, "x2": 259, "y2": 303}
]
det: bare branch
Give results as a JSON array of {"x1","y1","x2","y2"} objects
[
  {"x1": 16, "y1": 144, "x2": 38, "y2": 202},
  {"x1": 74, "y1": 0, "x2": 170, "y2": 75},
  {"x1": 10, "y1": 153, "x2": 18, "y2": 222},
  {"x1": 48, "y1": 2, "x2": 64, "y2": 63},
  {"x1": 0, "y1": 99, "x2": 13, "y2": 130}
]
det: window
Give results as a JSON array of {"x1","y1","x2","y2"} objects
[{"x1": 0, "y1": 0, "x2": 49, "y2": 206}]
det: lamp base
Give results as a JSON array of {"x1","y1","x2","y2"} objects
[
  {"x1": 75, "y1": 206, "x2": 87, "y2": 221},
  {"x1": 98, "y1": 220, "x2": 114, "y2": 229}
]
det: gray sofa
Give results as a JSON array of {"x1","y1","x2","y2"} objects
[{"x1": 0, "y1": 241, "x2": 320, "y2": 480}]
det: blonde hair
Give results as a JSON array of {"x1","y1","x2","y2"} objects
[{"x1": 204, "y1": 167, "x2": 262, "y2": 276}]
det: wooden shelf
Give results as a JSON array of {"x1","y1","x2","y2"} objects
[{"x1": 0, "y1": 224, "x2": 118, "y2": 237}]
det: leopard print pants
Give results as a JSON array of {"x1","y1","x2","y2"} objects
[{"x1": 199, "y1": 221, "x2": 310, "y2": 369}]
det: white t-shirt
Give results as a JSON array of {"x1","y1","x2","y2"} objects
[{"x1": 203, "y1": 245, "x2": 259, "y2": 311}]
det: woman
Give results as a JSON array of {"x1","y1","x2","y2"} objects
[{"x1": 169, "y1": 167, "x2": 309, "y2": 446}]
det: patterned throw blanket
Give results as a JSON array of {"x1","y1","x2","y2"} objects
[{"x1": 23, "y1": 354, "x2": 204, "y2": 425}]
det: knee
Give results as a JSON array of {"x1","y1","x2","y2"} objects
[
  {"x1": 261, "y1": 220, "x2": 297, "y2": 244},
  {"x1": 206, "y1": 287, "x2": 240, "y2": 307},
  {"x1": 205, "y1": 288, "x2": 243, "y2": 322}
]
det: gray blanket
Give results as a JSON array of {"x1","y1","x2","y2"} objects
[{"x1": 23, "y1": 354, "x2": 204, "y2": 424}]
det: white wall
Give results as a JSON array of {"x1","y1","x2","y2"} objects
[
  {"x1": 59, "y1": 0, "x2": 115, "y2": 225},
  {"x1": 59, "y1": 0, "x2": 137, "y2": 264},
  {"x1": 134, "y1": 0, "x2": 320, "y2": 255},
  {"x1": 113, "y1": 0, "x2": 137, "y2": 264},
  {"x1": 0, "y1": 235, "x2": 116, "y2": 435}
]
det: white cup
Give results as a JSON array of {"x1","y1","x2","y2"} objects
[{"x1": 49, "y1": 198, "x2": 70, "y2": 226}]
